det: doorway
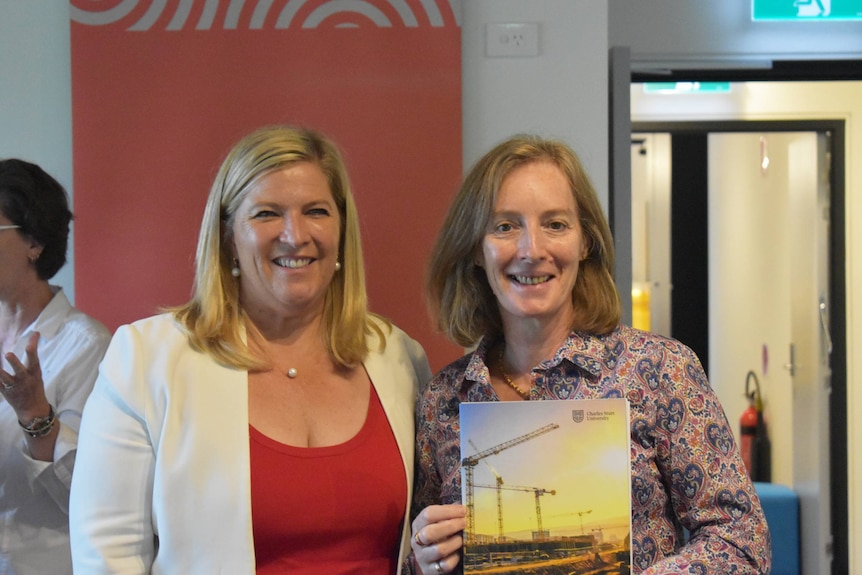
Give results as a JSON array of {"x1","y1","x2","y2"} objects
[{"x1": 630, "y1": 119, "x2": 845, "y2": 575}]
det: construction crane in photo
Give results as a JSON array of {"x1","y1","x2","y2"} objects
[
  {"x1": 462, "y1": 423, "x2": 559, "y2": 543},
  {"x1": 474, "y1": 483, "x2": 557, "y2": 541},
  {"x1": 553, "y1": 508, "x2": 593, "y2": 534},
  {"x1": 470, "y1": 440, "x2": 506, "y2": 541}
]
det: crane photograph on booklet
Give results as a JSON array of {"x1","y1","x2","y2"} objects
[{"x1": 460, "y1": 399, "x2": 632, "y2": 575}]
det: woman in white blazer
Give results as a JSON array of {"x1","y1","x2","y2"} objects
[{"x1": 69, "y1": 126, "x2": 431, "y2": 575}]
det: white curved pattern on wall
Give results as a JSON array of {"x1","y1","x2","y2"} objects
[{"x1": 70, "y1": 0, "x2": 461, "y2": 29}]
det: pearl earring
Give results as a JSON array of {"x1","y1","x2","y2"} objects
[
  {"x1": 335, "y1": 261, "x2": 342, "y2": 271},
  {"x1": 231, "y1": 259, "x2": 241, "y2": 278}
]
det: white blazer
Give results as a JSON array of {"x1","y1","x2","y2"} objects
[{"x1": 70, "y1": 314, "x2": 431, "y2": 574}]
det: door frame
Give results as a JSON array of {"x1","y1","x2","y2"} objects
[{"x1": 632, "y1": 118, "x2": 847, "y2": 574}]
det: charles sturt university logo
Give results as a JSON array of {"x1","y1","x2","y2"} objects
[{"x1": 572, "y1": 409, "x2": 585, "y2": 423}]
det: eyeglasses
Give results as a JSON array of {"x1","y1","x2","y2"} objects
[{"x1": 0, "y1": 225, "x2": 21, "y2": 231}]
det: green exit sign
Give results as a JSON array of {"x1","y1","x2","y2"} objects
[
  {"x1": 753, "y1": 0, "x2": 862, "y2": 20},
  {"x1": 643, "y1": 82, "x2": 732, "y2": 94}
]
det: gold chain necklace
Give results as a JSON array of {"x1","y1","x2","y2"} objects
[{"x1": 497, "y1": 346, "x2": 531, "y2": 400}]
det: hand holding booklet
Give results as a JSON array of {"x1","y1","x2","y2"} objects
[{"x1": 459, "y1": 399, "x2": 632, "y2": 575}]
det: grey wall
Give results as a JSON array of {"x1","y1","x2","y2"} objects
[
  {"x1": 609, "y1": 0, "x2": 862, "y2": 70},
  {"x1": 0, "y1": 0, "x2": 74, "y2": 300},
  {"x1": 462, "y1": 1, "x2": 610, "y2": 212}
]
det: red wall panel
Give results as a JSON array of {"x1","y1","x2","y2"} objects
[{"x1": 71, "y1": 0, "x2": 462, "y2": 370}]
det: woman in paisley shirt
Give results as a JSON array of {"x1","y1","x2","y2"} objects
[{"x1": 406, "y1": 134, "x2": 771, "y2": 575}]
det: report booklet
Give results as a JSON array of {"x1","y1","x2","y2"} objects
[{"x1": 460, "y1": 399, "x2": 632, "y2": 575}]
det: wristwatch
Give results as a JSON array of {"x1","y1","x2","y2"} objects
[{"x1": 19, "y1": 404, "x2": 57, "y2": 438}]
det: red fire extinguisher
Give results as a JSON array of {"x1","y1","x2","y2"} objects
[{"x1": 740, "y1": 371, "x2": 771, "y2": 482}]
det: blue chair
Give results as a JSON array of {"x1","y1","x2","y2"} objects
[{"x1": 754, "y1": 482, "x2": 800, "y2": 575}]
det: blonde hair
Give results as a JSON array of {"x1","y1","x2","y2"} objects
[
  {"x1": 426, "y1": 134, "x2": 620, "y2": 347},
  {"x1": 171, "y1": 125, "x2": 387, "y2": 369}
]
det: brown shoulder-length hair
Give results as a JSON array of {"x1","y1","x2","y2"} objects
[
  {"x1": 170, "y1": 125, "x2": 387, "y2": 370},
  {"x1": 426, "y1": 134, "x2": 620, "y2": 347}
]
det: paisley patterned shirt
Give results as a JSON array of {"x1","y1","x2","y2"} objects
[{"x1": 410, "y1": 325, "x2": 771, "y2": 574}]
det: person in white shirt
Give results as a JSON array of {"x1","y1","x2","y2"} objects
[
  {"x1": 0, "y1": 159, "x2": 111, "y2": 575},
  {"x1": 69, "y1": 126, "x2": 429, "y2": 574}
]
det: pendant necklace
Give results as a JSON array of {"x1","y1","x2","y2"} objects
[{"x1": 497, "y1": 346, "x2": 531, "y2": 400}]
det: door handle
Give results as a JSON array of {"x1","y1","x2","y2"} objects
[
  {"x1": 784, "y1": 343, "x2": 796, "y2": 377},
  {"x1": 819, "y1": 297, "x2": 833, "y2": 356}
]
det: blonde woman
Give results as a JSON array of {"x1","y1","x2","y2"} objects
[{"x1": 70, "y1": 126, "x2": 430, "y2": 574}]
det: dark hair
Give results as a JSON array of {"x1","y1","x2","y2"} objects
[
  {"x1": 0, "y1": 159, "x2": 72, "y2": 280},
  {"x1": 426, "y1": 134, "x2": 621, "y2": 346}
]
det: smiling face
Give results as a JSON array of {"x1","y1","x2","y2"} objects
[
  {"x1": 228, "y1": 162, "x2": 341, "y2": 324},
  {"x1": 479, "y1": 160, "x2": 587, "y2": 333}
]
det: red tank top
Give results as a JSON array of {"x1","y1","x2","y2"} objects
[{"x1": 250, "y1": 385, "x2": 407, "y2": 574}]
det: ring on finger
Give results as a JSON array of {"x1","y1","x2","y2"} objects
[
  {"x1": 1, "y1": 382, "x2": 12, "y2": 390},
  {"x1": 434, "y1": 559, "x2": 443, "y2": 574},
  {"x1": 414, "y1": 530, "x2": 425, "y2": 546}
]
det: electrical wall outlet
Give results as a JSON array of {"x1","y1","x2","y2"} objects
[{"x1": 485, "y1": 22, "x2": 540, "y2": 58}]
